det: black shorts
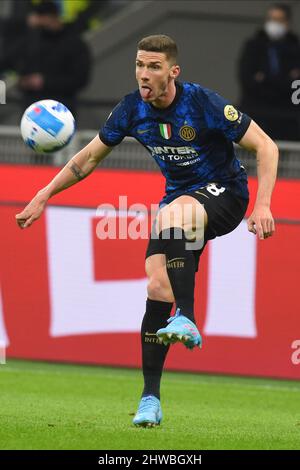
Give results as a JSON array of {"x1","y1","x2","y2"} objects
[{"x1": 145, "y1": 183, "x2": 249, "y2": 271}]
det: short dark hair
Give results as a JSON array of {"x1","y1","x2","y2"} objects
[
  {"x1": 137, "y1": 35, "x2": 178, "y2": 64},
  {"x1": 268, "y1": 3, "x2": 292, "y2": 21},
  {"x1": 30, "y1": 1, "x2": 60, "y2": 16}
]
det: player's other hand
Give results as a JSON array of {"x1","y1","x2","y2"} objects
[
  {"x1": 15, "y1": 194, "x2": 47, "y2": 229},
  {"x1": 247, "y1": 204, "x2": 275, "y2": 240}
]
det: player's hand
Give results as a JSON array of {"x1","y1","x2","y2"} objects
[
  {"x1": 247, "y1": 204, "x2": 275, "y2": 240},
  {"x1": 15, "y1": 194, "x2": 46, "y2": 229}
]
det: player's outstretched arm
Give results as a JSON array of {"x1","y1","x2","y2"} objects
[
  {"x1": 238, "y1": 120, "x2": 279, "y2": 240},
  {"x1": 15, "y1": 136, "x2": 112, "y2": 229}
]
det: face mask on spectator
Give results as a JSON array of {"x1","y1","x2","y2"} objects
[{"x1": 264, "y1": 20, "x2": 287, "y2": 40}]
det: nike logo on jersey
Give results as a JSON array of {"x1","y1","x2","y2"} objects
[{"x1": 137, "y1": 128, "x2": 151, "y2": 134}]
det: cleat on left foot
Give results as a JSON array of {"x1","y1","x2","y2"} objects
[
  {"x1": 156, "y1": 308, "x2": 202, "y2": 350},
  {"x1": 133, "y1": 395, "x2": 162, "y2": 427}
]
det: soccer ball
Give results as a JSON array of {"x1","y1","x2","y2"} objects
[{"x1": 20, "y1": 99, "x2": 75, "y2": 153}]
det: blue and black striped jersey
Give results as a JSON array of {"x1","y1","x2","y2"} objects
[{"x1": 99, "y1": 81, "x2": 251, "y2": 204}]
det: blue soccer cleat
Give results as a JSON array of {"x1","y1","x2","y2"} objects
[
  {"x1": 133, "y1": 395, "x2": 162, "y2": 427},
  {"x1": 156, "y1": 308, "x2": 202, "y2": 350}
]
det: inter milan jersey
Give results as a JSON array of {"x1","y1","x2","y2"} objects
[{"x1": 99, "y1": 82, "x2": 251, "y2": 205}]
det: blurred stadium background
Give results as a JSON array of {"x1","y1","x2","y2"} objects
[{"x1": 0, "y1": 0, "x2": 300, "y2": 451}]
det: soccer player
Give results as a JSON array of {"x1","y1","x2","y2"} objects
[{"x1": 16, "y1": 35, "x2": 278, "y2": 428}]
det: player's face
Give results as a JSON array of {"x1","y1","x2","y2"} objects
[{"x1": 136, "y1": 50, "x2": 179, "y2": 103}]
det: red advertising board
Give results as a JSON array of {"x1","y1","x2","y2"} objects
[{"x1": 0, "y1": 165, "x2": 299, "y2": 379}]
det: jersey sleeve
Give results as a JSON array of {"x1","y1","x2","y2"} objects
[
  {"x1": 98, "y1": 97, "x2": 129, "y2": 146},
  {"x1": 199, "y1": 87, "x2": 251, "y2": 142}
]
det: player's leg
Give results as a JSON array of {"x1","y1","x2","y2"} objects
[
  {"x1": 133, "y1": 199, "x2": 207, "y2": 426},
  {"x1": 133, "y1": 253, "x2": 173, "y2": 427},
  {"x1": 155, "y1": 184, "x2": 249, "y2": 350},
  {"x1": 133, "y1": 185, "x2": 248, "y2": 426},
  {"x1": 155, "y1": 195, "x2": 208, "y2": 348},
  {"x1": 142, "y1": 253, "x2": 174, "y2": 397},
  {"x1": 146, "y1": 253, "x2": 175, "y2": 303}
]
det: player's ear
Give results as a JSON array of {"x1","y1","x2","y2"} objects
[{"x1": 170, "y1": 64, "x2": 180, "y2": 79}]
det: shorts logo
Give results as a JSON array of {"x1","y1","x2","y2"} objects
[
  {"x1": 224, "y1": 105, "x2": 239, "y2": 122},
  {"x1": 167, "y1": 257, "x2": 185, "y2": 269},
  {"x1": 179, "y1": 125, "x2": 196, "y2": 141}
]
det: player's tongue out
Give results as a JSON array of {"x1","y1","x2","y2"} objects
[{"x1": 141, "y1": 86, "x2": 152, "y2": 99}]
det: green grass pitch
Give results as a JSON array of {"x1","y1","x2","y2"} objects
[{"x1": 0, "y1": 359, "x2": 299, "y2": 450}]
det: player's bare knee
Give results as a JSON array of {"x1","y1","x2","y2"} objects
[
  {"x1": 155, "y1": 205, "x2": 183, "y2": 235},
  {"x1": 156, "y1": 196, "x2": 207, "y2": 242}
]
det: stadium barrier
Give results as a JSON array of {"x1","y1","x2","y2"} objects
[
  {"x1": 0, "y1": 165, "x2": 299, "y2": 379},
  {"x1": 1, "y1": 125, "x2": 300, "y2": 177}
]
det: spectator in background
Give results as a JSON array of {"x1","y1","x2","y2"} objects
[
  {"x1": 0, "y1": 1, "x2": 91, "y2": 117},
  {"x1": 57, "y1": 0, "x2": 104, "y2": 34},
  {"x1": 238, "y1": 3, "x2": 300, "y2": 141}
]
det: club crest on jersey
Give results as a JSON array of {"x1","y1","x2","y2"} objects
[
  {"x1": 224, "y1": 105, "x2": 239, "y2": 122},
  {"x1": 179, "y1": 125, "x2": 196, "y2": 141},
  {"x1": 159, "y1": 123, "x2": 172, "y2": 139}
]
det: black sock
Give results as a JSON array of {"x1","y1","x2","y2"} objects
[
  {"x1": 141, "y1": 298, "x2": 173, "y2": 399},
  {"x1": 161, "y1": 227, "x2": 196, "y2": 322}
]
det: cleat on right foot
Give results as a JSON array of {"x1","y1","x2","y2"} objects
[{"x1": 156, "y1": 308, "x2": 202, "y2": 350}]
